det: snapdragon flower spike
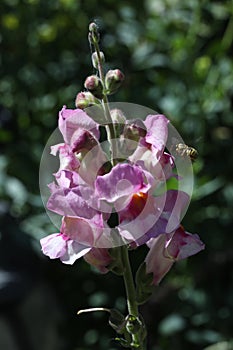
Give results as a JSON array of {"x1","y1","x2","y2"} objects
[
  {"x1": 145, "y1": 226, "x2": 205, "y2": 285},
  {"x1": 41, "y1": 102, "x2": 202, "y2": 275}
]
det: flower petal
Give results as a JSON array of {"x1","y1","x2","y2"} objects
[
  {"x1": 163, "y1": 190, "x2": 190, "y2": 233},
  {"x1": 59, "y1": 106, "x2": 99, "y2": 147},
  {"x1": 166, "y1": 227, "x2": 205, "y2": 260},
  {"x1": 40, "y1": 233, "x2": 67, "y2": 259},
  {"x1": 145, "y1": 234, "x2": 174, "y2": 285},
  {"x1": 47, "y1": 186, "x2": 98, "y2": 218},
  {"x1": 51, "y1": 143, "x2": 79, "y2": 171},
  {"x1": 95, "y1": 163, "x2": 149, "y2": 204},
  {"x1": 145, "y1": 227, "x2": 205, "y2": 285},
  {"x1": 61, "y1": 216, "x2": 103, "y2": 246},
  {"x1": 60, "y1": 240, "x2": 91, "y2": 265},
  {"x1": 144, "y1": 114, "x2": 169, "y2": 156}
]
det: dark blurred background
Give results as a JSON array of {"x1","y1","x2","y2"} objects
[{"x1": 0, "y1": 0, "x2": 233, "y2": 349}]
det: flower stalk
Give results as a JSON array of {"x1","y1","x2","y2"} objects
[
  {"x1": 89, "y1": 23, "x2": 146, "y2": 348},
  {"x1": 88, "y1": 23, "x2": 117, "y2": 165},
  {"x1": 121, "y1": 245, "x2": 146, "y2": 349}
]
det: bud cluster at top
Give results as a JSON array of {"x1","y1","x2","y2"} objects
[{"x1": 75, "y1": 23, "x2": 125, "y2": 109}]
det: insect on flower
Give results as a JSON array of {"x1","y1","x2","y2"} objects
[{"x1": 173, "y1": 143, "x2": 198, "y2": 162}]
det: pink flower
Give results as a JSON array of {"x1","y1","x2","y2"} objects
[{"x1": 145, "y1": 226, "x2": 205, "y2": 285}]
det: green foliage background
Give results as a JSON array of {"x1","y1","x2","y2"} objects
[{"x1": 0, "y1": 0, "x2": 233, "y2": 349}]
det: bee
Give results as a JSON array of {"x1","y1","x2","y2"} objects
[{"x1": 174, "y1": 143, "x2": 198, "y2": 162}]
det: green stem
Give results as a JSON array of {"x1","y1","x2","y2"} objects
[
  {"x1": 121, "y1": 246, "x2": 138, "y2": 316},
  {"x1": 121, "y1": 246, "x2": 145, "y2": 349}
]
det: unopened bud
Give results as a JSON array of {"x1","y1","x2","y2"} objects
[
  {"x1": 105, "y1": 69, "x2": 124, "y2": 95},
  {"x1": 91, "y1": 51, "x2": 105, "y2": 69},
  {"x1": 75, "y1": 91, "x2": 100, "y2": 109},
  {"x1": 88, "y1": 22, "x2": 100, "y2": 44},
  {"x1": 84, "y1": 75, "x2": 104, "y2": 99},
  {"x1": 89, "y1": 22, "x2": 98, "y2": 33}
]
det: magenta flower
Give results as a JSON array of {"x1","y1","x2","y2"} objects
[{"x1": 145, "y1": 226, "x2": 205, "y2": 285}]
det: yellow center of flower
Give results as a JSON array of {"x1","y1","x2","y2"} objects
[
  {"x1": 119, "y1": 192, "x2": 148, "y2": 223},
  {"x1": 131, "y1": 192, "x2": 148, "y2": 212}
]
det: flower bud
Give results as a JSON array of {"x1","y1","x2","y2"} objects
[
  {"x1": 105, "y1": 69, "x2": 124, "y2": 95},
  {"x1": 89, "y1": 22, "x2": 98, "y2": 33},
  {"x1": 84, "y1": 75, "x2": 104, "y2": 99},
  {"x1": 92, "y1": 51, "x2": 105, "y2": 69},
  {"x1": 75, "y1": 91, "x2": 100, "y2": 109},
  {"x1": 88, "y1": 22, "x2": 100, "y2": 44}
]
